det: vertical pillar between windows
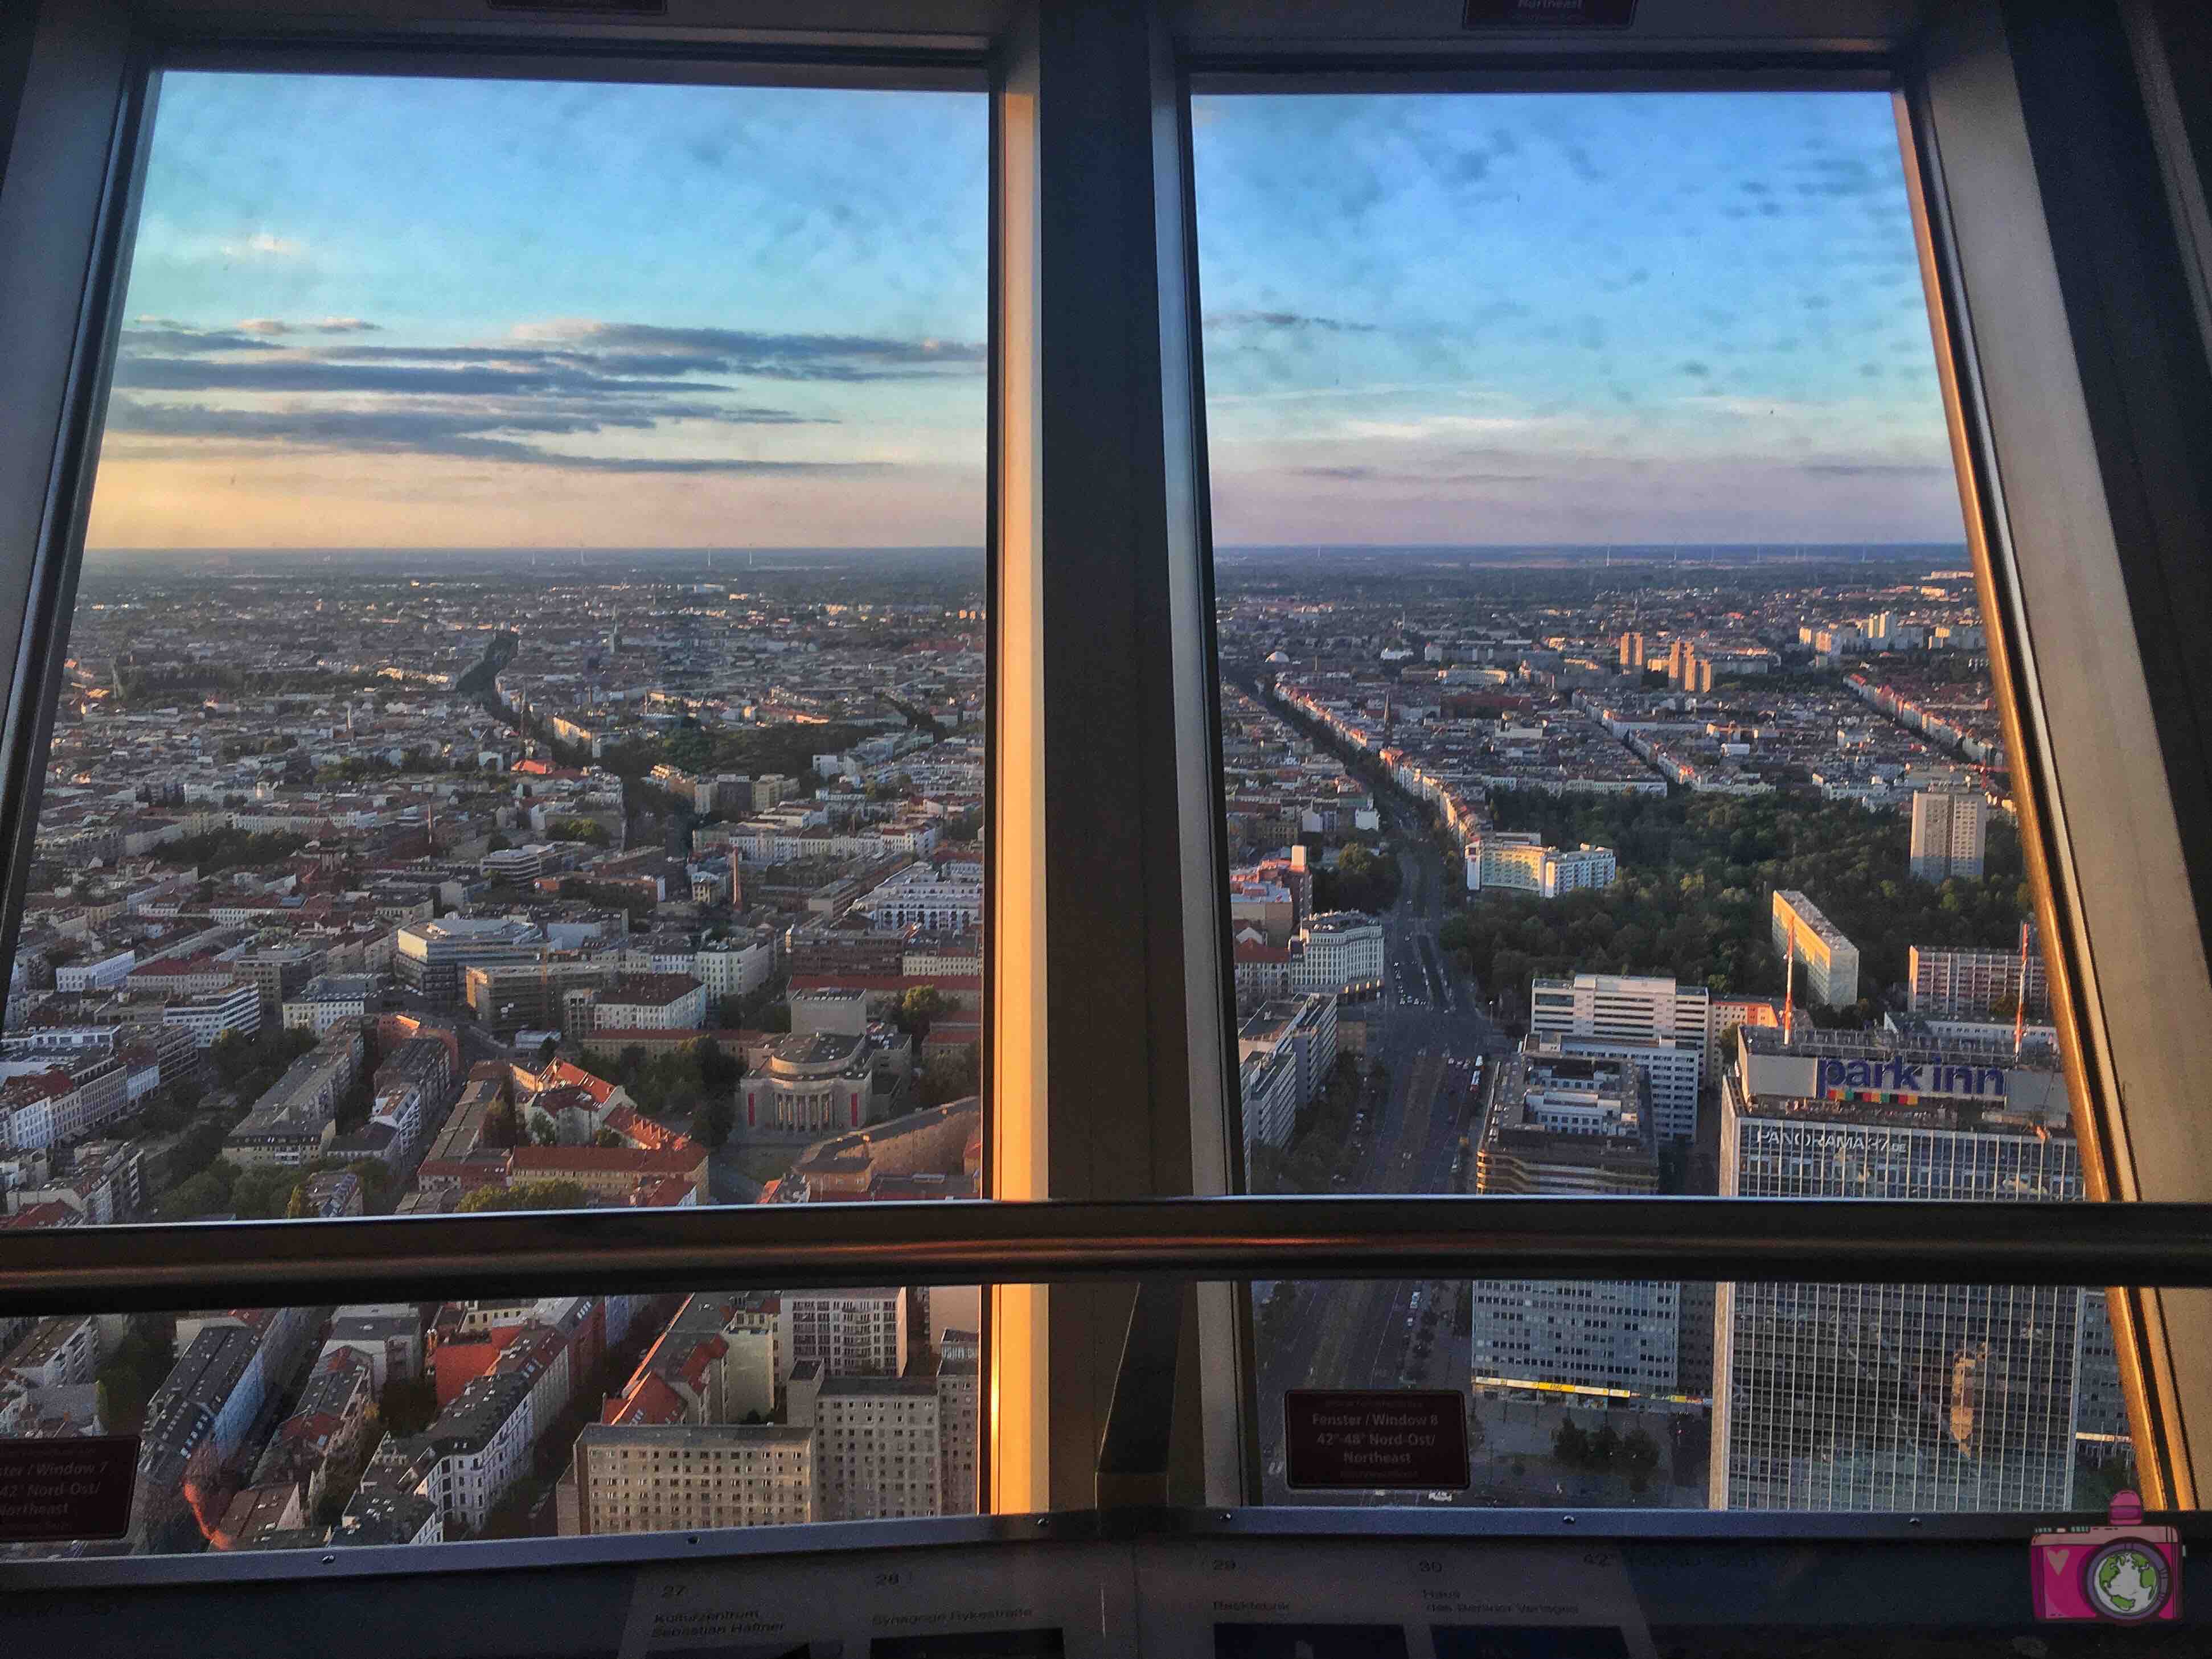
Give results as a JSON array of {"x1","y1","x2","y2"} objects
[
  {"x1": 1914, "y1": 0, "x2": 2212, "y2": 1507},
  {"x1": 988, "y1": 3, "x2": 1053, "y2": 1517},
  {"x1": 990, "y1": 0, "x2": 1244, "y2": 1511},
  {"x1": 0, "y1": 0, "x2": 142, "y2": 1004}
]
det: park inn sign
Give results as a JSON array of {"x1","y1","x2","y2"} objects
[
  {"x1": 1740, "y1": 1048, "x2": 2069, "y2": 1113},
  {"x1": 1816, "y1": 1055, "x2": 2006, "y2": 1098}
]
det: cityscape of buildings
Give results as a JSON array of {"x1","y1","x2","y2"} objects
[{"x1": 0, "y1": 543, "x2": 2124, "y2": 1555}]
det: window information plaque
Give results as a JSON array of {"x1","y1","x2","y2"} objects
[
  {"x1": 1462, "y1": 0, "x2": 1638, "y2": 26},
  {"x1": 1283, "y1": 1391, "x2": 1468, "y2": 1492},
  {"x1": 0, "y1": 1435, "x2": 137, "y2": 1543}
]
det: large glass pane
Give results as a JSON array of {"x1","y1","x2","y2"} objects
[
  {"x1": 1193, "y1": 89, "x2": 2115, "y2": 1508},
  {"x1": 1, "y1": 68, "x2": 987, "y2": 1539},
  {"x1": 0, "y1": 1289, "x2": 979, "y2": 1556}
]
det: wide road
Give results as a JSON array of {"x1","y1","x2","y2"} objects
[{"x1": 1257, "y1": 799, "x2": 1516, "y2": 1496}]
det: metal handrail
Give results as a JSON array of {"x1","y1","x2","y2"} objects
[{"x1": 2, "y1": 1194, "x2": 2208, "y2": 1313}]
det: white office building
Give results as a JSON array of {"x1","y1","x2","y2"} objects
[
  {"x1": 1290, "y1": 911, "x2": 1385, "y2": 996},
  {"x1": 1909, "y1": 943, "x2": 2049, "y2": 1021},
  {"x1": 1909, "y1": 789, "x2": 1989, "y2": 882},
  {"x1": 160, "y1": 980, "x2": 262, "y2": 1049},
  {"x1": 1471, "y1": 1045, "x2": 1676, "y2": 1397},
  {"x1": 282, "y1": 974, "x2": 379, "y2": 1034},
  {"x1": 851, "y1": 860, "x2": 983, "y2": 932},
  {"x1": 565, "y1": 1423, "x2": 813, "y2": 1534},
  {"x1": 776, "y1": 1287, "x2": 909, "y2": 1382},
  {"x1": 1712, "y1": 1024, "x2": 2095, "y2": 1512},
  {"x1": 1528, "y1": 973, "x2": 1710, "y2": 1143},
  {"x1": 787, "y1": 1366, "x2": 941, "y2": 1522},
  {"x1": 1771, "y1": 890, "x2": 1861, "y2": 1009},
  {"x1": 1464, "y1": 832, "x2": 1619, "y2": 898},
  {"x1": 1238, "y1": 1048, "x2": 1300, "y2": 1157}
]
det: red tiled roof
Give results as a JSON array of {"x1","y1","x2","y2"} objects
[
  {"x1": 512, "y1": 1144, "x2": 703, "y2": 1176},
  {"x1": 604, "y1": 1371, "x2": 686, "y2": 1427},
  {"x1": 0, "y1": 1201, "x2": 78, "y2": 1230},
  {"x1": 789, "y1": 974, "x2": 982, "y2": 993}
]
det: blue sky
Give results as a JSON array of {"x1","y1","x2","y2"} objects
[
  {"x1": 1192, "y1": 91, "x2": 1967, "y2": 546},
  {"x1": 88, "y1": 72, "x2": 989, "y2": 549},
  {"x1": 87, "y1": 75, "x2": 1962, "y2": 551}
]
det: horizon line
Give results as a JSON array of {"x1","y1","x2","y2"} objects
[{"x1": 79, "y1": 539, "x2": 1969, "y2": 557}]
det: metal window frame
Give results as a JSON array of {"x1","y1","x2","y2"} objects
[
  {"x1": 1170, "y1": 10, "x2": 2212, "y2": 1514},
  {"x1": 5, "y1": 0, "x2": 2212, "y2": 1542},
  {"x1": 13, "y1": 1499, "x2": 2212, "y2": 1597},
  {"x1": 5, "y1": 1194, "x2": 2210, "y2": 1317},
  {"x1": 1901, "y1": 0, "x2": 2212, "y2": 1508}
]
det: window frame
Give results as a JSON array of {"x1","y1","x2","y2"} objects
[{"x1": 1, "y1": 0, "x2": 2210, "y2": 1546}]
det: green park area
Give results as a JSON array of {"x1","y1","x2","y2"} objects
[{"x1": 1439, "y1": 789, "x2": 2033, "y2": 1025}]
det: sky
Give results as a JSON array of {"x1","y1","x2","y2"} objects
[
  {"x1": 87, "y1": 73, "x2": 990, "y2": 551},
  {"x1": 1192, "y1": 91, "x2": 1967, "y2": 547},
  {"x1": 85, "y1": 75, "x2": 1963, "y2": 552}
]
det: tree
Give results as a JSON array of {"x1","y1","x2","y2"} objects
[
  {"x1": 536, "y1": 1035, "x2": 559, "y2": 1065},
  {"x1": 593, "y1": 1127, "x2": 626, "y2": 1148},
  {"x1": 917, "y1": 1042, "x2": 981, "y2": 1107},
  {"x1": 284, "y1": 1185, "x2": 310, "y2": 1219},
  {"x1": 693, "y1": 1037, "x2": 741, "y2": 1090},
  {"x1": 1589, "y1": 1423, "x2": 1621, "y2": 1473},
  {"x1": 458, "y1": 1179, "x2": 589, "y2": 1213},
  {"x1": 231, "y1": 1162, "x2": 308, "y2": 1221},
  {"x1": 485, "y1": 832, "x2": 512, "y2": 853},
  {"x1": 158, "y1": 1161, "x2": 240, "y2": 1221},
  {"x1": 530, "y1": 1116, "x2": 560, "y2": 1147},
  {"x1": 95, "y1": 1315, "x2": 176, "y2": 1434},
  {"x1": 1620, "y1": 1427, "x2": 1661, "y2": 1494},
  {"x1": 1553, "y1": 1420, "x2": 1590, "y2": 1469},
  {"x1": 1316, "y1": 841, "x2": 1402, "y2": 915},
  {"x1": 892, "y1": 987, "x2": 950, "y2": 1041},
  {"x1": 553, "y1": 816, "x2": 612, "y2": 848},
  {"x1": 695, "y1": 1095, "x2": 736, "y2": 1149}
]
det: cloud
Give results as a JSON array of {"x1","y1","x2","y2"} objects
[
  {"x1": 511, "y1": 319, "x2": 985, "y2": 381},
  {"x1": 1287, "y1": 464, "x2": 1540, "y2": 484},
  {"x1": 1799, "y1": 462, "x2": 1954, "y2": 478},
  {"x1": 1205, "y1": 310, "x2": 1378, "y2": 335},
  {"x1": 234, "y1": 316, "x2": 380, "y2": 336},
  {"x1": 114, "y1": 354, "x2": 737, "y2": 400},
  {"x1": 218, "y1": 232, "x2": 305, "y2": 258},
  {"x1": 104, "y1": 396, "x2": 863, "y2": 474},
  {"x1": 100, "y1": 314, "x2": 979, "y2": 474},
  {"x1": 118, "y1": 319, "x2": 979, "y2": 385},
  {"x1": 117, "y1": 325, "x2": 280, "y2": 356}
]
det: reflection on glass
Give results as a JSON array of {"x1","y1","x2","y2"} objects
[
  {"x1": 1194, "y1": 89, "x2": 2124, "y2": 1506},
  {"x1": 1, "y1": 71, "x2": 987, "y2": 1549}
]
